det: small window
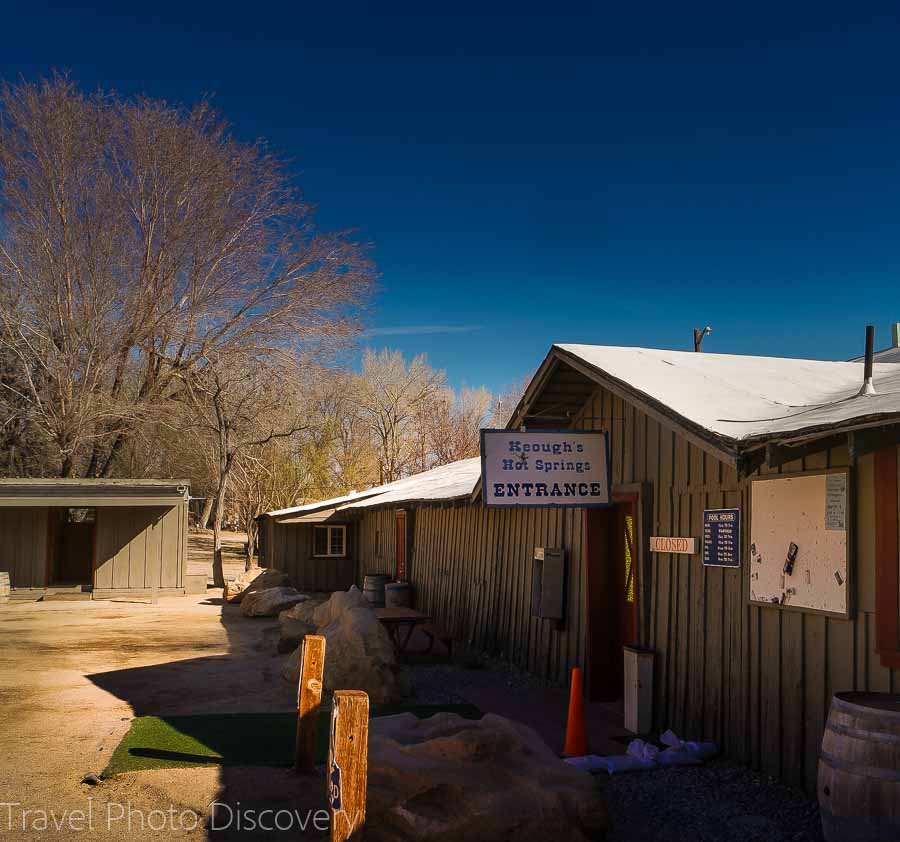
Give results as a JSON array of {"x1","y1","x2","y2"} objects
[{"x1": 313, "y1": 525, "x2": 346, "y2": 558}]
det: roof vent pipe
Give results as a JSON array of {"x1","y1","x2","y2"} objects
[
  {"x1": 858, "y1": 324, "x2": 876, "y2": 396},
  {"x1": 892, "y1": 322, "x2": 900, "y2": 349}
]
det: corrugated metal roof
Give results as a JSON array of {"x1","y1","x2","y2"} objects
[
  {"x1": 266, "y1": 488, "x2": 385, "y2": 519},
  {"x1": 262, "y1": 458, "x2": 481, "y2": 518},
  {"x1": 555, "y1": 344, "x2": 900, "y2": 445},
  {"x1": 339, "y1": 458, "x2": 481, "y2": 510}
]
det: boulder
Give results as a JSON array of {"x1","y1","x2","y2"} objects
[
  {"x1": 241, "y1": 586, "x2": 309, "y2": 618},
  {"x1": 277, "y1": 598, "x2": 325, "y2": 653},
  {"x1": 365, "y1": 712, "x2": 608, "y2": 842},
  {"x1": 312, "y1": 584, "x2": 369, "y2": 626},
  {"x1": 281, "y1": 586, "x2": 407, "y2": 704},
  {"x1": 223, "y1": 567, "x2": 289, "y2": 603}
]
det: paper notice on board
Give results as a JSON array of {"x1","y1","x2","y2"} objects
[{"x1": 825, "y1": 474, "x2": 847, "y2": 531}]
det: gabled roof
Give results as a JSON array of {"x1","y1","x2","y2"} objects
[{"x1": 513, "y1": 344, "x2": 900, "y2": 462}]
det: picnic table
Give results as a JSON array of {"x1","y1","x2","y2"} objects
[{"x1": 375, "y1": 606, "x2": 431, "y2": 652}]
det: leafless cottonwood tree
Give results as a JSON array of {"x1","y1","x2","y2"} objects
[
  {"x1": 0, "y1": 74, "x2": 374, "y2": 479},
  {"x1": 181, "y1": 353, "x2": 323, "y2": 585},
  {"x1": 419, "y1": 386, "x2": 492, "y2": 468},
  {"x1": 355, "y1": 348, "x2": 446, "y2": 483}
]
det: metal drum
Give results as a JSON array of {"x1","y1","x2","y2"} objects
[{"x1": 363, "y1": 574, "x2": 392, "y2": 608}]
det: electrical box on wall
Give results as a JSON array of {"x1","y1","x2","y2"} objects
[{"x1": 532, "y1": 547, "x2": 566, "y2": 621}]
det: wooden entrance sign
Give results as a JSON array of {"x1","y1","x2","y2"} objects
[
  {"x1": 294, "y1": 634, "x2": 325, "y2": 772},
  {"x1": 328, "y1": 690, "x2": 369, "y2": 842}
]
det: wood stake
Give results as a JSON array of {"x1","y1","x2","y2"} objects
[
  {"x1": 328, "y1": 690, "x2": 369, "y2": 842},
  {"x1": 294, "y1": 634, "x2": 326, "y2": 772}
]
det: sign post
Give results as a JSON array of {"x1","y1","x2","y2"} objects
[{"x1": 481, "y1": 430, "x2": 611, "y2": 508}]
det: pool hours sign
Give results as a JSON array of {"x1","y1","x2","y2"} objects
[{"x1": 480, "y1": 430, "x2": 611, "y2": 508}]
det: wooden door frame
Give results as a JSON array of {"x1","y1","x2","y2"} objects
[
  {"x1": 584, "y1": 482, "x2": 652, "y2": 699},
  {"x1": 47, "y1": 506, "x2": 98, "y2": 587},
  {"x1": 394, "y1": 509, "x2": 407, "y2": 581},
  {"x1": 612, "y1": 483, "x2": 653, "y2": 649}
]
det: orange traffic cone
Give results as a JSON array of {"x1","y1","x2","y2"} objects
[{"x1": 563, "y1": 666, "x2": 588, "y2": 756}]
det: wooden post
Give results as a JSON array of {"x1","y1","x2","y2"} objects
[
  {"x1": 294, "y1": 634, "x2": 326, "y2": 772},
  {"x1": 328, "y1": 690, "x2": 369, "y2": 842}
]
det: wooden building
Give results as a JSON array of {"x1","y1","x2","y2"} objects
[
  {"x1": 0, "y1": 479, "x2": 193, "y2": 599},
  {"x1": 262, "y1": 343, "x2": 900, "y2": 795}
]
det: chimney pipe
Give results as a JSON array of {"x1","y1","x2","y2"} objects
[
  {"x1": 892, "y1": 322, "x2": 900, "y2": 349},
  {"x1": 693, "y1": 326, "x2": 712, "y2": 352},
  {"x1": 858, "y1": 324, "x2": 876, "y2": 396}
]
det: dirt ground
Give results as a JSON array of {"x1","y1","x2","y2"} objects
[
  {"x1": 0, "y1": 529, "x2": 822, "y2": 840},
  {"x1": 187, "y1": 530, "x2": 249, "y2": 584},
  {"x1": 0, "y1": 590, "x2": 325, "y2": 840}
]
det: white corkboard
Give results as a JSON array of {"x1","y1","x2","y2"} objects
[{"x1": 749, "y1": 470, "x2": 850, "y2": 617}]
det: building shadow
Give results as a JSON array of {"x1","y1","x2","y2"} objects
[{"x1": 87, "y1": 599, "x2": 329, "y2": 839}]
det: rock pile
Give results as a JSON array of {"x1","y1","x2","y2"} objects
[
  {"x1": 281, "y1": 585, "x2": 407, "y2": 705},
  {"x1": 277, "y1": 598, "x2": 323, "y2": 653},
  {"x1": 240, "y1": 586, "x2": 309, "y2": 618},
  {"x1": 365, "y1": 712, "x2": 609, "y2": 841},
  {"x1": 223, "y1": 567, "x2": 289, "y2": 603}
]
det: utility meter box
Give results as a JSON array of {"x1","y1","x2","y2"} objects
[{"x1": 531, "y1": 547, "x2": 566, "y2": 621}]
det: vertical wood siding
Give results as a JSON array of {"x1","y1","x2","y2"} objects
[
  {"x1": 573, "y1": 387, "x2": 898, "y2": 794},
  {"x1": 353, "y1": 381, "x2": 898, "y2": 795},
  {"x1": 268, "y1": 522, "x2": 357, "y2": 591},
  {"x1": 359, "y1": 504, "x2": 587, "y2": 687},
  {"x1": 0, "y1": 507, "x2": 48, "y2": 588},
  {"x1": 94, "y1": 504, "x2": 186, "y2": 591}
]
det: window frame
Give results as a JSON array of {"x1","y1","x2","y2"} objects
[{"x1": 312, "y1": 525, "x2": 347, "y2": 559}]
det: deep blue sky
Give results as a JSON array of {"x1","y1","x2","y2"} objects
[{"x1": 4, "y1": 1, "x2": 900, "y2": 393}]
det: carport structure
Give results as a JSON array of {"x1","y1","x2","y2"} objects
[{"x1": 0, "y1": 479, "x2": 191, "y2": 599}]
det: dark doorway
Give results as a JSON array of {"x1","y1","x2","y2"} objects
[
  {"x1": 394, "y1": 509, "x2": 407, "y2": 580},
  {"x1": 585, "y1": 498, "x2": 639, "y2": 701},
  {"x1": 52, "y1": 507, "x2": 96, "y2": 585}
]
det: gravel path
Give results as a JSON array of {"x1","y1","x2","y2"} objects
[
  {"x1": 599, "y1": 760, "x2": 824, "y2": 842},
  {"x1": 406, "y1": 652, "x2": 555, "y2": 704},
  {"x1": 406, "y1": 654, "x2": 823, "y2": 842}
]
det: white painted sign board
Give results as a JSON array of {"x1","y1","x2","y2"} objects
[
  {"x1": 481, "y1": 430, "x2": 610, "y2": 508},
  {"x1": 749, "y1": 470, "x2": 850, "y2": 617},
  {"x1": 650, "y1": 536, "x2": 696, "y2": 554}
]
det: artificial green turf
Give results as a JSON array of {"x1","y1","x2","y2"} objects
[{"x1": 103, "y1": 704, "x2": 481, "y2": 777}]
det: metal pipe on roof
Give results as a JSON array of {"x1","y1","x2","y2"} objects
[{"x1": 859, "y1": 325, "x2": 877, "y2": 396}]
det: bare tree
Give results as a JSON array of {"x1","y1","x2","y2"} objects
[
  {"x1": 181, "y1": 353, "x2": 315, "y2": 585},
  {"x1": 355, "y1": 349, "x2": 445, "y2": 483},
  {"x1": 421, "y1": 386, "x2": 492, "y2": 467},
  {"x1": 0, "y1": 74, "x2": 374, "y2": 478}
]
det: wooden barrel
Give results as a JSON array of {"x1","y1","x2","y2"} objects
[
  {"x1": 362, "y1": 574, "x2": 391, "y2": 608},
  {"x1": 384, "y1": 581, "x2": 411, "y2": 608},
  {"x1": 0, "y1": 571, "x2": 9, "y2": 603},
  {"x1": 818, "y1": 691, "x2": 900, "y2": 842}
]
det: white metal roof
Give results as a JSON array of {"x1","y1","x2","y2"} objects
[
  {"x1": 262, "y1": 458, "x2": 481, "y2": 518},
  {"x1": 556, "y1": 344, "x2": 900, "y2": 444},
  {"x1": 265, "y1": 488, "x2": 383, "y2": 519},
  {"x1": 339, "y1": 457, "x2": 481, "y2": 509}
]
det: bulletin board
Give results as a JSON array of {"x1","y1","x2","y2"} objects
[{"x1": 749, "y1": 469, "x2": 850, "y2": 618}]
